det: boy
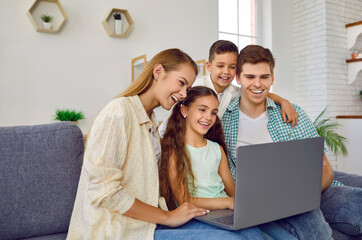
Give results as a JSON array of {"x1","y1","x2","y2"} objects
[
  {"x1": 222, "y1": 44, "x2": 362, "y2": 239},
  {"x1": 159, "y1": 40, "x2": 297, "y2": 136},
  {"x1": 192, "y1": 40, "x2": 240, "y2": 117}
]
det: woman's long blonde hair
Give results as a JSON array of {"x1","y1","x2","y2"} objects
[
  {"x1": 85, "y1": 48, "x2": 198, "y2": 147},
  {"x1": 117, "y1": 48, "x2": 198, "y2": 98}
]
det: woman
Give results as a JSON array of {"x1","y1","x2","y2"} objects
[{"x1": 67, "y1": 49, "x2": 208, "y2": 239}]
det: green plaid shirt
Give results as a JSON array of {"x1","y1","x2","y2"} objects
[{"x1": 221, "y1": 97, "x2": 342, "y2": 186}]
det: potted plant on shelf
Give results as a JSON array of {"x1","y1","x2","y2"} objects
[
  {"x1": 54, "y1": 109, "x2": 85, "y2": 125},
  {"x1": 41, "y1": 14, "x2": 53, "y2": 30},
  {"x1": 113, "y1": 12, "x2": 122, "y2": 35},
  {"x1": 313, "y1": 107, "x2": 348, "y2": 156}
]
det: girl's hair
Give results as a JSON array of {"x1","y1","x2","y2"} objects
[
  {"x1": 117, "y1": 48, "x2": 198, "y2": 98},
  {"x1": 159, "y1": 86, "x2": 228, "y2": 210}
]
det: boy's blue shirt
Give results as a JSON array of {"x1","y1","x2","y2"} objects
[{"x1": 221, "y1": 97, "x2": 342, "y2": 186}]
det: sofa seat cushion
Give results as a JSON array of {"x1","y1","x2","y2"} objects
[
  {"x1": 334, "y1": 171, "x2": 362, "y2": 188},
  {"x1": 0, "y1": 122, "x2": 84, "y2": 240},
  {"x1": 22, "y1": 232, "x2": 67, "y2": 240}
]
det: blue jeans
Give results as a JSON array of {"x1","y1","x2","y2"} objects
[
  {"x1": 275, "y1": 209, "x2": 333, "y2": 240},
  {"x1": 259, "y1": 222, "x2": 298, "y2": 240},
  {"x1": 155, "y1": 219, "x2": 296, "y2": 240},
  {"x1": 321, "y1": 185, "x2": 362, "y2": 236}
]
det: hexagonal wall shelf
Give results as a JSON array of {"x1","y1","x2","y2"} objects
[
  {"x1": 102, "y1": 8, "x2": 134, "y2": 38},
  {"x1": 27, "y1": 0, "x2": 67, "y2": 34}
]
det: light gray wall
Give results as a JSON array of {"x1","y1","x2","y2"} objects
[
  {"x1": 294, "y1": 0, "x2": 362, "y2": 119},
  {"x1": 260, "y1": 0, "x2": 295, "y2": 103},
  {"x1": 0, "y1": 0, "x2": 218, "y2": 133}
]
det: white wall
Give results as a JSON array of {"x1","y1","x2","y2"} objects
[
  {"x1": 294, "y1": 0, "x2": 362, "y2": 120},
  {"x1": 0, "y1": 0, "x2": 218, "y2": 134},
  {"x1": 265, "y1": 0, "x2": 296, "y2": 103}
]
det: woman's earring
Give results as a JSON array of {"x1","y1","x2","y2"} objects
[{"x1": 183, "y1": 115, "x2": 186, "y2": 118}]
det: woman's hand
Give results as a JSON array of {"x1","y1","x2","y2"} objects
[
  {"x1": 161, "y1": 202, "x2": 208, "y2": 227},
  {"x1": 281, "y1": 100, "x2": 298, "y2": 127}
]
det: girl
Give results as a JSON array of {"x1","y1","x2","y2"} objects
[
  {"x1": 67, "y1": 49, "x2": 209, "y2": 240},
  {"x1": 160, "y1": 86, "x2": 234, "y2": 211},
  {"x1": 160, "y1": 86, "x2": 298, "y2": 240}
]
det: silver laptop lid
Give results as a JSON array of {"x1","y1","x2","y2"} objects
[{"x1": 233, "y1": 137, "x2": 324, "y2": 230}]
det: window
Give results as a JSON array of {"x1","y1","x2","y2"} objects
[{"x1": 218, "y1": 0, "x2": 258, "y2": 50}]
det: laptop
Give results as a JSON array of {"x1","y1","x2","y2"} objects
[{"x1": 195, "y1": 137, "x2": 324, "y2": 230}]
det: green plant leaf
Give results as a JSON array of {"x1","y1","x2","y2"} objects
[
  {"x1": 313, "y1": 107, "x2": 348, "y2": 156},
  {"x1": 54, "y1": 109, "x2": 85, "y2": 122},
  {"x1": 41, "y1": 14, "x2": 53, "y2": 23}
]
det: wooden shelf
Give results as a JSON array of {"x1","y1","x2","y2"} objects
[
  {"x1": 346, "y1": 21, "x2": 362, "y2": 50},
  {"x1": 346, "y1": 21, "x2": 362, "y2": 85},
  {"x1": 102, "y1": 8, "x2": 134, "y2": 38},
  {"x1": 336, "y1": 115, "x2": 362, "y2": 119},
  {"x1": 346, "y1": 21, "x2": 362, "y2": 28},
  {"x1": 346, "y1": 58, "x2": 362, "y2": 63},
  {"x1": 27, "y1": 0, "x2": 67, "y2": 33}
]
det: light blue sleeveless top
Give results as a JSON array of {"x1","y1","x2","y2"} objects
[{"x1": 186, "y1": 140, "x2": 228, "y2": 198}]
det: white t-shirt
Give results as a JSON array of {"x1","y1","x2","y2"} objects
[{"x1": 236, "y1": 110, "x2": 273, "y2": 148}]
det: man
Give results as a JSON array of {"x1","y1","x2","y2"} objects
[{"x1": 222, "y1": 45, "x2": 362, "y2": 239}]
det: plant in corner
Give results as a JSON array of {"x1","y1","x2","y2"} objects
[
  {"x1": 40, "y1": 14, "x2": 53, "y2": 30},
  {"x1": 54, "y1": 109, "x2": 85, "y2": 124},
  {"x1": 313, "y1": 107, "x2": 348, "y2": 156}
]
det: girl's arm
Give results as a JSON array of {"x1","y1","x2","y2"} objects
[
  {"x1": 268, "y1": 92, "x2": 299, "y2": 127},
  {"x1": 168, "y1": 152, "x2": 234, "y2": 210},
  {"x1": 124, "y1": 199, "x2": 207, "y2": 227},
  {"x1": 218, "y1": 146, "x2": 235, "y2": 197}
]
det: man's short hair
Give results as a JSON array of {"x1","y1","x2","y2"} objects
[
  {"x1": 209, "y1": 40, "x2": 238, "y2": 62},
  {"x1": 237, "y1": 45, "x2": 275, "y2": 76}
]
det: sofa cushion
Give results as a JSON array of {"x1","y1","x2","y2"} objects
[
  {"x1": 334, "y1": 171, "x2": 362, "y2": 188},
  {"x1": 22, "y1": 232, "x2": 67, "y2": 240},
  {"x1": 0, "y1": 122, "x2": 84, "y2": 240}
]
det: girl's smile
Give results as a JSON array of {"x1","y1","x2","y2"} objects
[{"x1": 182, "y1": 95, "x2": 219, "y2": 136}]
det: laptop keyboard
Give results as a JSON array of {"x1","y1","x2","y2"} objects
[{"x1": 212, "y1": 214, "x2": 234, "y2": 225}]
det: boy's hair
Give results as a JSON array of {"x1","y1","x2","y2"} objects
[
  {"x1": 159, "y1": 86, "x2": 228, "y2": 210},
  {"x1": 209, "y1": 40, "x2": 238, "y2": 62},
  {"x1": 237, "y1": 45, "x2": 275, "y2": 76}
]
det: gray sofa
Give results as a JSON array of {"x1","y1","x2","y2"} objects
[
  {"x1": 0, "y1": 122, "x2": 83, "y2": 240},
  {"x1": 0, "y1": 122, "x2": 360, "y2": 239}
]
